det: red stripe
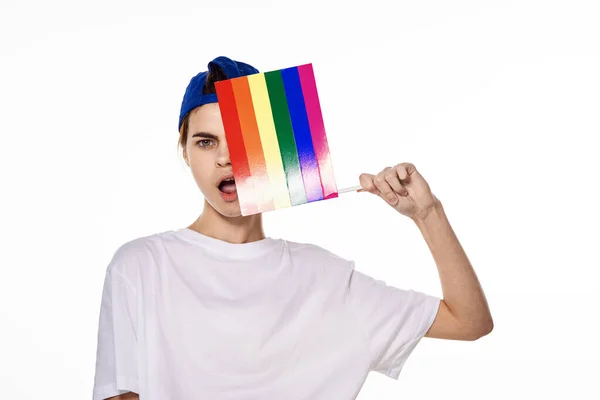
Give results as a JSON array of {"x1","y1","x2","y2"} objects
[{"x1": 214, "y1": 79, "x2": 257, "y2": 215}]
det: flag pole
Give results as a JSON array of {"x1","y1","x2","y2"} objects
[{"x1": 337, "y1": 185, "x2": 362, "y2": 194}]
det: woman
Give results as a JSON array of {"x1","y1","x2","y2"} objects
[{"x1": 92, "y1": 56, "x2": 493, "y2": 400}]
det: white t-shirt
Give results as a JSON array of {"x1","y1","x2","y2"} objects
[{"x1": 93, "y1": 228, "x2": 440, "y2": 400}]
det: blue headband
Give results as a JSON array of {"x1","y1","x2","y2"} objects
[{"x1": 178, "y1": 56, "x2": 259, "y2": 131}]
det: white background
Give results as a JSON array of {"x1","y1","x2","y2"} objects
[{"x1": 1, "y1": 0, "x2": 599, "y2": 398}]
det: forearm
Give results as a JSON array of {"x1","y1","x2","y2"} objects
[
  {"x1": 413, "y1": 200, "x2": 493, "y2": 335},
  {"x1": 106, "y1": 393, "x2": 139, "y2": 399}
]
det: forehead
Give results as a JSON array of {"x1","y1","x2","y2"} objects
[{"x1": 187, "y1": 103, "x2": 224, "y2": 136}]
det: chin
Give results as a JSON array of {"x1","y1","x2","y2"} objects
[
  {"x1": 206, "y1": 198, "x2": 243, "y2": 218},
  {"x1": 219, "y1": 207, "x2": 243, "y2": 218}
]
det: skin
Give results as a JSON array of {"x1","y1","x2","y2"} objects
[
  {"x1": 182, "y1": 103, "x2": 266, "y2": 244},
  {"x1": 105, "y1": 103, "x2": 493, "y2": 400},
  {"x1": 359, "y1": 166, "x2": 494, "y2": 341}
]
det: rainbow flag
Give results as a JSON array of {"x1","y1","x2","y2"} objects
[{"x1": 215, "y1": 63, "x2": 340, "y2": 216}]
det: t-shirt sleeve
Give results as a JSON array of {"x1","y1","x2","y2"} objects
[
  {"x1": 92, "y1": 250, "x2": 139, "y2": 400},
  {"x1": 347, "y1": 263, "x2": 441, "y2": 379}
]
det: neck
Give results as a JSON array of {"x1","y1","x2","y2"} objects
[{"x1": 187, "y1": 200, "x2": 266, "y2": 245}]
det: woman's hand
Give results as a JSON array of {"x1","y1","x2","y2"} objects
[{"x1": 359, "y1": 162, "x2": 439, "y2": 220}]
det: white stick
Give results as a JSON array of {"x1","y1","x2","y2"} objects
[{"x1": 337, "y1": 185, "x2": 362, "y2": 194}]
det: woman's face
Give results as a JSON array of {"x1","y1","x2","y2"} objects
[{"x1": 183, "y1": 103, "x2": 241, "y2": 217}]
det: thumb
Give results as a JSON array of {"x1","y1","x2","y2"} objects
[{"x1": 359, "y1": 173, "x2": 380, "y2": 195}]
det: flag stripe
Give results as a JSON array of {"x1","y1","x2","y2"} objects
[
  {"x1": 281, "y1": 67, "x2": 324, "y2": 203},
  {"x1": 247, "y1": 74, "x2": 291, "y2": 210},
  {"x1": 264, "y1": 70, "x2": 306, "y2": 206},
  {"x1": 231, "y1": 77, "x2": 275, "y2": 212},
  {"x1": 298, "y1": 64, "x2": 338, "y2": 199},
  {"x1": 214, "y1": 79, "x2": 258, "y2": 215}
]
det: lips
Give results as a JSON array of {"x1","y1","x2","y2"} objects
[
  {"x1": 218, "y1": 173, "x2": 234, "y2": 184},
  {"x1": 218, "y1": 175, "x2": 236, "y2": 194}
]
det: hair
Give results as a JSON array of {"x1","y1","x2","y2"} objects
[{"x1": 178, "y1": 65, "x2": 228, "y2": 152}]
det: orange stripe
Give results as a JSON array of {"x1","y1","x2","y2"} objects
[
  {"x1": 231, "y1": 77, "x2": 275, "y2": 212},
  {"x1": 214, "y1": 79, "x2": 258, "y2": 216}
]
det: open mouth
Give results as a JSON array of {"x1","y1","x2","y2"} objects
[{"x1": 218, "y1": 177, "x2": 237, "y2": 194}]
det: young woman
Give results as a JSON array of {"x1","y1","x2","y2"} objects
[{"x1": 92, "y1": 56, "x2": 493, "y2": 400}]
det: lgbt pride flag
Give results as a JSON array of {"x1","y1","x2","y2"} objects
[{"x1": 215, "y1": 64, "x2": 342, "y2": 216}]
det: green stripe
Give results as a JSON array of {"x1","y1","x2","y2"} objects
[{"x1": 264, "y1": 70, "x2": 306, "y2": 206}]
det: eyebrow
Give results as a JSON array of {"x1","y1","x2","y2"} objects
[{"x1": 191, "y1": 132, "x2": 219, "y2": 140}]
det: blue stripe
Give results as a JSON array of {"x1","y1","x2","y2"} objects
[{"x1": 280, "y1": 67, "x2": 324, "y2": 202}]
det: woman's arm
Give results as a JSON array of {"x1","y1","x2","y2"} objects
[
  {"x1": 414, "y1": 201, "x2": 494, "y2": 340},
  {"x1": 359, "y1": 162, "x2": 493, "y2": 341},
  {"x1": 106, "y1": 393, "x2": 139, "y2": 400}
]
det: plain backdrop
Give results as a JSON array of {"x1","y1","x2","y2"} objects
[{"x1": 1, "y1": 0, "x2": 599, "y2": 399}]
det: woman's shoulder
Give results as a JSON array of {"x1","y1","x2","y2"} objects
[
  {"x1": 112, "y1": 230, "x2": 166, "y2": 256},
  {"x1": 283, "y1": 239, "x2": 342, "y2": 258},
  {"x1": 282, "y1": 239, "x2": 355, "y2": 273},
  {"x1": 106, "y1": 230, "x2": 172, "y2": 275}
]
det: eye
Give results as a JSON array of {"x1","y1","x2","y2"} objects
[{"x1": 196, "y1": 139, "x2": 215, "y2": 148}]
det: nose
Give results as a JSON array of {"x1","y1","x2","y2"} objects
[{"x1": 216, "y1": 141, "x2": 231, "y2": 167}]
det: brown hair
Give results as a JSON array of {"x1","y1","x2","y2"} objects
[{"x1": 178, "y1": 65, "x2": 228, "y2": 152}]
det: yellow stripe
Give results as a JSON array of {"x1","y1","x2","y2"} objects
[{"x1": 247, "y1": 73, "x2": 291, "y2": 209}]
